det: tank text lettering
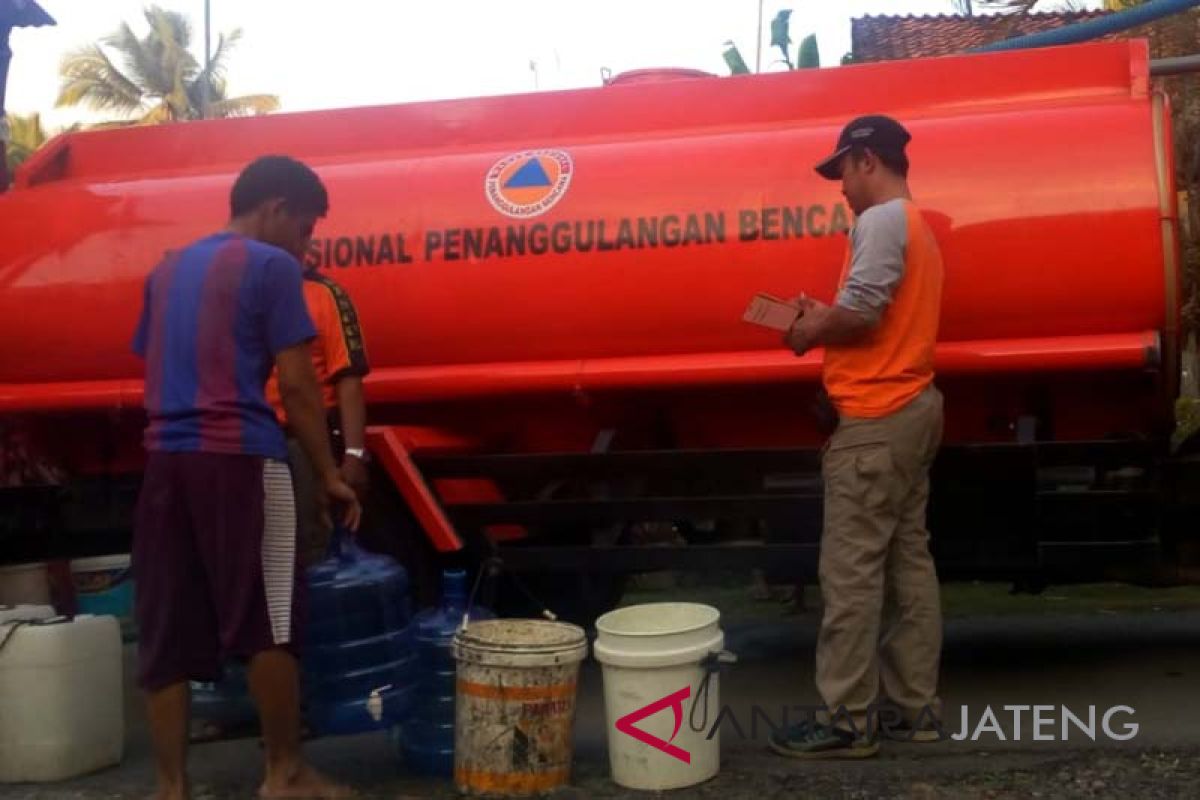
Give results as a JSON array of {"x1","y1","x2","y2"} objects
[
  {"x1": 424, "y1": 211, "x2": 727, "y2": 261},
  {"x1": 306, "y1": 234, "x2": 414, "y2": 269},
  {"x1": 738, "y1": 204, "x2": 850, "y2": 242},
  {"x1": 830, "y1": 203, "x2": 849, "y2": 235},
  {"x1": 318, "y1": 205, "x2": 844, "y2": 268},
  {"x1": 334, "y1": 238, "x2": 354, "y2": 267},
  {"x1": 424, "y1": 231, "x2": 442, "y2": 261}
]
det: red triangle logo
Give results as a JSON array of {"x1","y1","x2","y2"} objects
[{"x1": 614, "y1": 686, "x2": 692, "y2": 764}]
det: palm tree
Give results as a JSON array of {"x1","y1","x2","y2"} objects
[
  {"x1": 4, "y1": 111, "x2": 47, "y2": 173},
  {"x1": 55, "y1": 5, "x2": 278, "y2": 124}
]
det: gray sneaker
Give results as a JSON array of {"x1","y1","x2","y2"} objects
[
  {"x1": 880, "y1": 718, "x2": 946, "y2": 743},
  {"x1": 768, "y1": 722, "x2": 879, "y2": 760}
]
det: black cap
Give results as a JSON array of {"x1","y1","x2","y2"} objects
[{"x1": 814, "y1": 115, "x2": 912, "y2": 180}]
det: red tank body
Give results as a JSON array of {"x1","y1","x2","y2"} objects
[
  {"x1": 0, "y1": 40, "x2": 1190, "y2": 590},
  {"x1": 0, "y1": 39, "x2": 1178, "y2": 451}
]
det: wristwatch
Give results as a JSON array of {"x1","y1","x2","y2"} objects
[{"x1": 344, "y1": 447, "x2": 368, "y2": 462}]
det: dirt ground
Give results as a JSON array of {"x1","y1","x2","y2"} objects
[
  {"x1": 5, "y1": 581, "x2": 1200, "y2": 799},
  {"x1": 566, "y1": 749, "x2": 1200, "y2": 800},
  {"x1": 11, "y1": 748, "x2": 1200, "y2": 800}
]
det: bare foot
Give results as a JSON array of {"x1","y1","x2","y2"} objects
[
  {"x1": 259, "y1": 762, "x2": 356, "y2": 799},
  {"x1": 150, "y1": 785, "x2": 190, "y2": 800}
]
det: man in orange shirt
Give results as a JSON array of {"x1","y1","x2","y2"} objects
[
  {"x1": 268, "y1": 268, "x2": 370, "y2": 566},
  {"x1": 771, "y1": 116, "x2": 945, "y2": 759}
]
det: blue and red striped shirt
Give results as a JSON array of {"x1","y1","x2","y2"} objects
[{"x1": 132, "y1": 233, "x2": 317, "y2": 459}]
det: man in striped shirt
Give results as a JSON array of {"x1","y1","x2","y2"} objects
[{"x1": 132, "y1": 156, "x2": 359, "y2": 800}]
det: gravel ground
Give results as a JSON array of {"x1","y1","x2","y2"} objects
[
  {"x1": 5, "y1": 584, "x2": 1199, "y2": 799},
  {"x1": 7, "y1": 747, "x2": 1198, "y2": 799},
  {"x1": 565, "y1": 749, "x2": 1200, "y2": 800}
]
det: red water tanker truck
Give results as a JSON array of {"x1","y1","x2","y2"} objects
[{"x1": 2, "y1": 39, "x2": 1198, "y2": 619}]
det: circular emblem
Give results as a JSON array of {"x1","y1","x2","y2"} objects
[{"x1": 485, "y1": 149, "x2": 573, "y2": 219}]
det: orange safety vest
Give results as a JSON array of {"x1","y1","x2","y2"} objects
[
  {"x1": 266, "y1": 273, "x2": 369, "y2": 423},
  {"x1": 822, "y1": 200, "x2": 943, "y2": 419}
]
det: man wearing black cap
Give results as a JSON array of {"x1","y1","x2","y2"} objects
[{"x1": 771, "y1": 115, "x2": 946, "y2": 758}]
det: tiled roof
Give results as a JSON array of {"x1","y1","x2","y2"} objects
[{"x1": 851, "y1": 11, "x2": 1116, "y2": 62}]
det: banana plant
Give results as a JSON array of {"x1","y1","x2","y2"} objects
[
  {"x1": 722, "y1": 41, "x2": 751, "y2": 75},
  {"x1": 723, "y1": 8, "x2": 820, "y2": 76}
]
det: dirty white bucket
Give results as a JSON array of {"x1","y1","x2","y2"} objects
[
  {"x1": 453, "y1": 619, "x2": 588, "y2": 797},
  {"x1": 594, "y1": 602, "x2": 730, "y2": 791},
  {"x1": 0, "y1": 562, "x2": 51, "y2": 606}
]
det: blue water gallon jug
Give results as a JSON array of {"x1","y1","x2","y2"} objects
[
  {"x1": 399, "y1": 569, "x2": 494, "y2": 776},
  {"x1": 303, "y1": 532, "x2": 418, "y2": 736},
  {"x1": 190, "y1": 663, "x2": 256, "y2": 741}
]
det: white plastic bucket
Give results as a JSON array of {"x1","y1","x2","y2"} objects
[
  {"x1": 453, "y1": 619, "x2": 588, "y2": 797},
  {"x1": 0, "y1": 562, "x2": 50, "y2": 606},
  {"x1": 593, "y1": 602, "x2": 728, "y2": 791}
]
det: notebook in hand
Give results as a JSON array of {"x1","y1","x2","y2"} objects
[{"x1": 743, "y1": 293, "x2": 801, "y2": 332}]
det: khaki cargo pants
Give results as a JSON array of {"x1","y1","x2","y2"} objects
[{"x1": 816, "y1": 385, "x2": 944, "y2": 736}]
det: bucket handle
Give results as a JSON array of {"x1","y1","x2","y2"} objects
[
  {"x1": 689, "y1": 649, "x2": 738, "y2": 733},
  {"x1": 460, "y1": 556, "x2": 559, "y2": 631},
  {"x1": 0, "y1": 616, "x2": 70, "y2": 655},
  {"x1": 0, "y1": 621, "x2": 29, "y2": 656}
]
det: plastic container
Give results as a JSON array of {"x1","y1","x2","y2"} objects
[
  {"x1": 399, "y1": 569, "x2": 493, "y2": 777},
  {"x1": 0, "y1": 562, "x2": 51, "y2": 606},
  {"x1": 70, "y1": 555, "x2": 135, "y2": 640},
  {"x1": 0, "y1": 614, "x2": 124, "y2": 782},
  {"x1": 0, "y1": 605, "x2": 54, "y2": 625},
  {"x1": 453, "y1": 619, "x2": 588, "y2": 797},
  {"x1": 593, "y1": 603, "x2": 728, "y2": 791},
  {"x1": 303, "y1": 534, "x2": 417, "y2": 736}
]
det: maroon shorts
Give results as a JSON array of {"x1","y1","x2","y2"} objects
[{"x1": 133, "y1": 452, "x2": 305, "y2": 691}]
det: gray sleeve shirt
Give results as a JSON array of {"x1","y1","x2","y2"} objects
[{"x1": 835, "y1": 198, "x2": 909, "y2": 326}]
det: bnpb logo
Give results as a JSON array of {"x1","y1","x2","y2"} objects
[{"x1": 485, "y1": 149, "x2": 573, "y2": 219}]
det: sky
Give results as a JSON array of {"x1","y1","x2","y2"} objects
[{"x1": 7, "y1": 0, "x2": 1103, "y2": 132}]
